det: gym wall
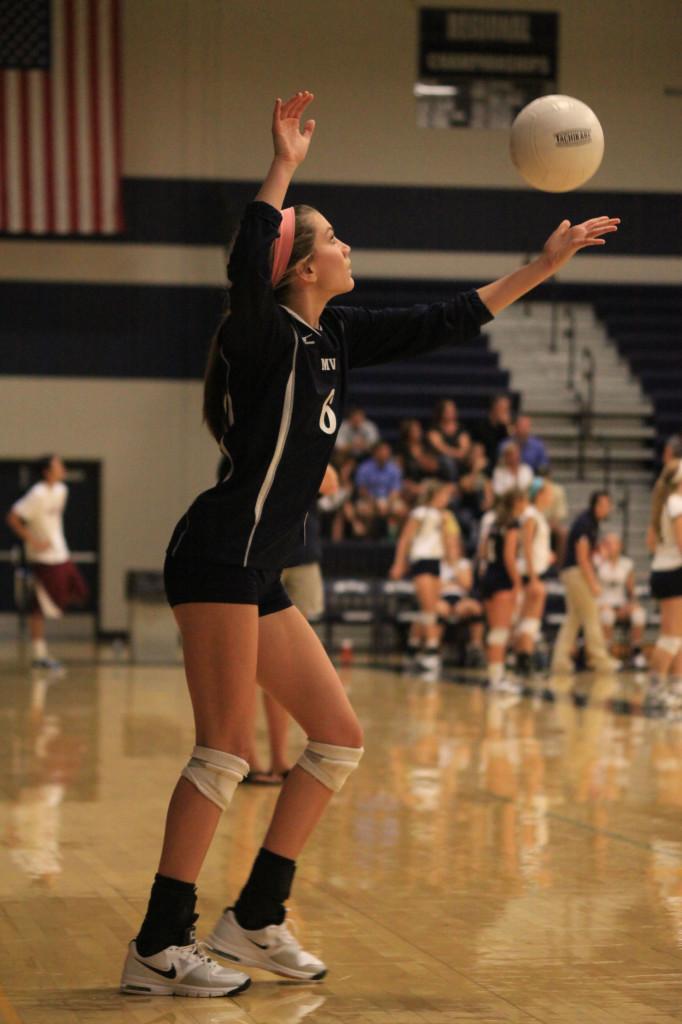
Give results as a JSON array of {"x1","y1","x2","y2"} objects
[{"x1": 1, "y1": 0, "x2": 680, "y2": 631}]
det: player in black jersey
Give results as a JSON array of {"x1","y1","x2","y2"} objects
[
  {"x1": 481, "y1": 490, "x2": 527, "y2": 693},
  {"x1": 121, "y1": 91, "x2": 620, "y2": 997}
]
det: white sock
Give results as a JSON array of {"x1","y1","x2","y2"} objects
[
  {"x1": 488, "y1": 662, "x2": 504, "y2": 685},
  {"x1": 32, "y1": 638, "x2": 48, "y2": 660}
]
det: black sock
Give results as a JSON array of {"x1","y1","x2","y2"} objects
[
  {"x1": 136, "y1": 873, "x2": 197, "y2": 957},
  {"x1": 233, "y1": 847, "x2": 296, "y2": 930}
]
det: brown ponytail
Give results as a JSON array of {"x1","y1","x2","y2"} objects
[
  {"x1": 202, "y1": 204, "x2": 319, "y2": 444},
  {"x1": 650, "y1": 460, "x2": 682, "y2": 541}
]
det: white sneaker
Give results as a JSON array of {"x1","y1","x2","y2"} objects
[
  {"x1": 120, "y1": 937, "x2": 251, "y2": 997},
  {"x1": 417, "y1": 653, "x2": 441, "y2": 676},
  {"x1": 490, "y1": 676, "x2": 522, "y2": 695},
  {"x1": 206, "y1": 908, "x2": 327, "y2": 981}
]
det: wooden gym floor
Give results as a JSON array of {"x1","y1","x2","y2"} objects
[{"x1": 2, "y1": 645, "x2": 682, "y2": 1023}]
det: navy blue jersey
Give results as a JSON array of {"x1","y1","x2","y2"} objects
[
  {"x1": 563, "y1": 510, "x2": 599, "y2": 569},
  {"x1": 168, "y1": 201, "x2": 493, "y2": 570},
  {"x1": 485, "y1": 519, "x2": 519, "y2": 570}
]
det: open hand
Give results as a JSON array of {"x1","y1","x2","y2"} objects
[
  {"x1": 272, "y1": 91, "x2": 315, "y2": 167},
  {"x1": 541, "y1": 216, "x2": 620, "y2": 273}
]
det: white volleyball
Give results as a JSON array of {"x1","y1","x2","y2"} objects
[{"x1": 510, "y1": 94, "x2": 605, "y2": 192}]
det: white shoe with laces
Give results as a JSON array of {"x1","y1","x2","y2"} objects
[
  {"x1": 207, "y1": 908, "x2": 327, "y2": 981},
  {"x1": 120, "y1": 935, "x2": 251, "y2": 997}
]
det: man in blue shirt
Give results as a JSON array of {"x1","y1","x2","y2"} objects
[
  {"x1": 551, "y1": 491, "x2": 619, "y2": 674},
  {"x1": 513, "y1": 414, "x2": 549, "y2": 473},
  {"x1": 355, "y1": 441, "x2": 404, "y2": 537}
]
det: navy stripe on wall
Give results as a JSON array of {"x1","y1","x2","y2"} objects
[
  {"x1": 1, "y1": 178, "x2": 681, "y2": 255},
  {"x1": 1, "y1": 280, "x2": 681, "y2": 379}
]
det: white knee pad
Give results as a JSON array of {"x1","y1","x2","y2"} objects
[
  {"x1": 181, "y1": 745, "x2": 249, "y2": 810},
  {"x1": 631, "y1": 606, "x2": 647, "y2": 628},
  {"x1": 488, "y1": 627, "x2": 510, "y2": 647},
  {"x1": 296, "y1": 741, "x2": 364, "y2": 793},
  {"x1": 600, "y1": 606, "x2": 616, "y2": 628},
  {"x1": 655, "y1": 635, "x2": 682, "y2": 657},
  {"x1": 518, "y1": 617, "x2": 541, "y2": 641}
]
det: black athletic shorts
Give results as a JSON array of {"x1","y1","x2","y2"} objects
[
  {"x1": 410, "y1": 558, "x2": 441, "y2": 578},
  {"x1": 650, "y1": 567, "x2": 682, "y2": 601},
  {"x1": 164, "y1": 555, "x2": 293, "y2": 616},
  {"x1": 479, "y1": 566, "x2": 514, "y2": 599}
]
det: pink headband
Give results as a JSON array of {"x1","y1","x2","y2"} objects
[{"x1": 271, "y1": 206, "x2": 296, "y2": 287}]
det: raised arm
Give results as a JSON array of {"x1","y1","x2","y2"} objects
[
  {"x1": 255, "y1": 92, "x2": 316, "y2": 210},
  {"x1": 477, "y1": 217, "x2": 620, "y2": 316}
]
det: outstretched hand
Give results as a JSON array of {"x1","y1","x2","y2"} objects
[
  {"x1": 272, "y1": 91, "x2": 315, "y2": 167},
  {"x1": 541, "y1": 216, "x2": 620, "y2": 273}
]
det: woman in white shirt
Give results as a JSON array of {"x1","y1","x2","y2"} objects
[
  {"x1": 515, "y1": 478, "x2": 554, "y2": 675},
  {"x1": 390, "y1": 481, "x2": 459, "y2": 675},
  {"x1": 647, "y1": 460, "x2": 682, "y2": 705}
]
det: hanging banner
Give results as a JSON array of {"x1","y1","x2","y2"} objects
[{"x1": 416, "y1": 8, "x2": 559, "y2": 128}]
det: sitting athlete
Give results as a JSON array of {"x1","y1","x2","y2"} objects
[
  {"x1": 596, "y1": 532, "x2": 647, "y2": 669},
  {"x1": 437, "y1": 556, "x2": 486, "y2": 666},
  {"x1": 390, "y1": 481, "x2": 459, "y2": 676},
  {"x1": 120, "y1": 91, "x2": 620, "y2": 997}
]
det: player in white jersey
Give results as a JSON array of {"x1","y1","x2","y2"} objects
[
  {"x1": 595, "y1": 533, "x2": 647, "y2": 669},
  {"x1": 438, "y1": 557, "x2": 485, "y2": 665},
  {"x1": 6, "y1": 455, "x2": 88, "y2": 671},
  {"x1": 645, "y1": 460, "x2": 682, "y2": 709},
  {"x1": 390, "y1": 481, "x2": 459, "y2": 675},
  {"x1": 514, "y1": 478, "x2": 553, "y2": 676}
]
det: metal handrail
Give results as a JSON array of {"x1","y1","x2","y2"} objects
[{"x1": 616, "y1": 480, "x2": 631, "y2": 552}]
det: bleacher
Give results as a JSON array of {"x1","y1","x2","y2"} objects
[{"x1": 594, "y1": 287, "x2": 682, "y2": 453}]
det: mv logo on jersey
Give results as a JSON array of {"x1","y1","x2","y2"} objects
[{"x1": 321, "y1": 357, "x2": 336, "y2": 371}]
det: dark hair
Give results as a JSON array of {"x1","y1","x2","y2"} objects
[
  {"x1": 203, "y1": 205, "x2": 319, "y2": 444},
  {"x1": 35, "y1": 454, "x2": 56, "y2": 480},
  {"x1": 665, "y1": 434, "x2": 682, "y2": 459},
  {"x1": 431, "y1": 398, "x2": 456, "y2": 426},
  {"x1": 589, "y1": 490, "x2": 610, "y2": 514}
]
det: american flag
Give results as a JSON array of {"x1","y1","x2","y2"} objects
[{"x1": 0, "y1": 0, "x2": 122, "y2": 235}]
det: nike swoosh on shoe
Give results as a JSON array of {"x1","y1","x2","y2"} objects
[
  {"x1": 135, "y1": 959, "x2": 177, "y2": 979},
  {"x1": 247, "y1": 939, "x2": 270, "y2": 950}
]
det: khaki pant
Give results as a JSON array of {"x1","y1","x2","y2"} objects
[
  {"x1": 551, "y1": 566, "x2": 613, "y2": 672},
  {"x1": 281, "y1": 562, "x2": 324, "y2": 621}
]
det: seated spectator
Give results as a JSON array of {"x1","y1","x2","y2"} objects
[
  {"x1": 595, "y1": 532, "x2": 647, "y2": 669},
  {"x1": 355, "y1": 441, "x2": 405, "y2": 538},
  {"x1": 473, "y1": 394, "x2": 512, "y2": 473},
  {"x1": 512, "y1": 414, "x2": 548, "y2": 473},
  {"x1": 318, "y1": 456, "x2": 366, "y2": 540},
  {"x1": 396, "y1": 418, "x2": 441, "y2": 501},
  {"x1": 492, "y1": 440, "x2": 533, "y2": 496},
  {"x1": 455, "y1": 441, "x2": 493, "y2": 553},
  {"x1": 335, "y1": 406, "x2": 380, "y2": 459},
  {"x1": 426, "y1": 399, "x2": 471, "y2": 481}
]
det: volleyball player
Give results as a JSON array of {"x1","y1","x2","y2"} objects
[
  {"x1": 6, "y1": 455, "x2": 88, "y2": 671},
  {"x1": 481, "y1": 490, "x2": 526, "y2": 692},
  {"x1": 514, "y1": 477, "x2": 553, "y2": 676},
  {"x1": 390, "y1": 481, "x2": 458, "y2": 675},
  {"x1": 596, "y1": 533, "x2": 647, "y2": 670},
  {"x1": 120, "y1": 91, "x2": 620, "y2": 997},
  {"x1": 645, "y1": 460, "x2": 682, "y2": 710}
]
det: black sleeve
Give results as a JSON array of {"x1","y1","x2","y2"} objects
[
  {"x1": 226, "y1": 201, "x2": 281, "y2": 341},
  {"x1": 334, "y1": 289, "x2": 493, "y2": 370}
]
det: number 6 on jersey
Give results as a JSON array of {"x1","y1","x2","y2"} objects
[{"x1": 319, "y1": 388, "x2": 337, "y2": 435}]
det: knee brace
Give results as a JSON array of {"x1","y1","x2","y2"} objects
[
  {"x1": 296, "y1": 741, "x2": 364, "y2": 793},
  {"x1": 655, "y1": 635, "x2": 682, "y2": 657},
  {"x1": 488, "y1": 627, "x2": 510, "y2": 647},
  {"x1": 600, "y1": 606, "x2": 616, "y2": 628},
  {"x1": 518, "y1": 617, "x2": 541, "y2": 641},
  {"x1": 181, "y1": 745, "x2": 249, "y2": 810},
  {"x1": 631, "y1": 606, "x2": 647, "y2": 628}
]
